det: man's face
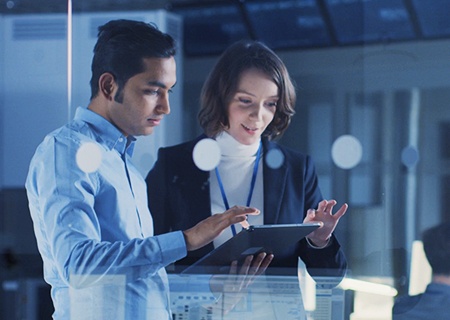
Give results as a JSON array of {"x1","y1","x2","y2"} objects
[{"x1": 108, "y1": 56, "x2": 177, "y2": 137}]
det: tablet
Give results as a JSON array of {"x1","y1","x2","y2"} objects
[{"x1": 181, "y1": 222, "x2": 321, "y2": 275}]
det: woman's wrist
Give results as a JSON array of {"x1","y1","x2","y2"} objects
[{"x1": 306, "y1": 236, "x2": 331, "y2": 249}]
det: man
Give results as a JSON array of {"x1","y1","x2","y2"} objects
[
  {"x1": 25, "y1": 19, "x2": 267, "y2": 319},
  {"x1": 392, "y1": 221, "x2": 450, "y2": 320}
]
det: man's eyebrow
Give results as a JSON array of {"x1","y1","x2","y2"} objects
[{"x1": 147, "y1": 81, "x2": 177, "y2": 90}]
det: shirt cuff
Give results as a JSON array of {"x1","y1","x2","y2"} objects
[
  {"x1": 306, "y1": 236, "x2": 332, "y2": 249},
  {"x1": 156, "y1": 231, "x2": 188, "y2": 264}
]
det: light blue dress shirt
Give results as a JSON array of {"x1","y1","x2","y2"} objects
[{"x1": 26, "y1": 107, "x2": 187, "y2": 319}]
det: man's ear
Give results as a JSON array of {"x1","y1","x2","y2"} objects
[{"x1": 99, "y1": 73, "x2": 116, "y2": 101}]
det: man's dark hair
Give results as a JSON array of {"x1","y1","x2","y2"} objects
[
  {"x1": 422, "y1": 221, "x2": 450, "y2": 275},
  {"x1": 90, "y1": 19, "x2": 176, "y2": 101}
]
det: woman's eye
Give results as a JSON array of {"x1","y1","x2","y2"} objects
[
  {"x1": 239, "y1": 98, "x2": 252, "y2": 104},
  {"x1": 267, "y1": 101, "x2": 278, "y2": 108}
]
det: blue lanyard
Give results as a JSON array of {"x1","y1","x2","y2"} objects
[{"x1": 215, "y1": 141, "x2": 262, "y2": 236}]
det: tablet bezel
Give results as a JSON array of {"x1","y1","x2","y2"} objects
[{"x1": 181, "y1": 222, "x2": 321, "y2": 274}]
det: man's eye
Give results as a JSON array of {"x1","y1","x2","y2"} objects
[{"x1": 145, "y1": 89, "x2": 159, "y2": 95}]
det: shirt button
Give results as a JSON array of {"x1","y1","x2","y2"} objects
[{"x1": 118, "y1": 137, "x2": 124, "y2": 142}]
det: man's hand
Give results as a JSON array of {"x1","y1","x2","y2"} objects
[{"x1": 183, "y1": 205, "x2": 260, "y2": 251}]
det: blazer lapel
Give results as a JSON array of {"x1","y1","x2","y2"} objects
[
  {"x1": 182, "y1": 135, "x2": 212, "y2": 222},
  {"x1": 263, "y1": 139, "x2": 288, "y2": 224}
]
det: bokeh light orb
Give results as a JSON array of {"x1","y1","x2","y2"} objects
[
  {"x1": 76, "y1": 142, "x2": 103, "y2": 173},
  {"x1": 331, "y1": 135, "x2": 363, "y2": 169},
  {"x1": 265, "y1": 148, "x2": 285, "y2": 169},
  {"x1": 192, "y1": 138, "x2": 221, "y2": 171}
]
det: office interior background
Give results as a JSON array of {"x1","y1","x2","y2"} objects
[{"x1": 1, "y1": 0, "x2": 449, "y2": 319}]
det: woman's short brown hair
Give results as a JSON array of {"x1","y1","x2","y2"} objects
[{"x1": 198, "y1": 40, "x2": 296, "y2": 140}]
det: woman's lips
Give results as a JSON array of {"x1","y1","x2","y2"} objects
[{"x1": 242, "y1": 123, "x2": 257, "y2": 134}]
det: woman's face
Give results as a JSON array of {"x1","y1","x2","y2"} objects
[{"x1": 226, "y1": 68, "x2": 279, "y2": 145}]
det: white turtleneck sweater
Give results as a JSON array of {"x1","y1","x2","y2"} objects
[
  {"x1": 210, "y1": 131, "x2": 265, "y2": 248},
  {"x1": 207, "y1": 133, "x2": 305, "y2": 319}
]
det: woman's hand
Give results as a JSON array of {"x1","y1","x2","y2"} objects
[
  {"x1": 303, "y1": 199, "x2": 348, "y2": 247},
  {"x1": 207, "y1": 252, "x2": 274, "y2": 315}
]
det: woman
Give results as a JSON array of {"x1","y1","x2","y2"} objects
[{"x1": 146, "y1": 40, "x2": 348, "y2": 278}]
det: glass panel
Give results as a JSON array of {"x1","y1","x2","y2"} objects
[
  {"x1": 0, "y1": 4, "x2": 69, "y2": 318},
  {"x1": 2, "y1": 1, "x2": 449, "y2": 319},
  {"x1": 246, "y1": 0, "x2": 331, "y2": 49},
  {"x1": 324, "y1": 0, "x2": 415, "y2": 44},
  {"x1": 173, "y1": 4, "x2": 249, "y2": 57}
]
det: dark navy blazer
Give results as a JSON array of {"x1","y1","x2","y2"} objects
[
  {"x1": 393, "y1": 283, "x2": 450, "y2": 320},
  {"x1": 146, "y1": 135, "x2": 347, "y2": 277}
]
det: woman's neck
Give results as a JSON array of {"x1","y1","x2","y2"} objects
[{"x1": 216, "y1": 131, "x2": 260, "y2": 157}]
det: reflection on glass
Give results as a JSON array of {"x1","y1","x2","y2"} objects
[
  {"x1": 401, "y1": 145, "x2": 420, "y2": 168},
  {"x1": 408, "y1": 240, "x2": 432, "y2": 296},
  {"x1": 76, "y1": 142, "x2": 102, "y2": 173},
  {"x1": 1, "y1": 1, "x2": 450, "y2": 319},
  {"x1": 331, "y1": 135, "x2": 363, "y2": 169},
  {"x1": 265, "y1": 148, "x2": 285, "y2": 169},
  {"x1": 192, "y1": 138, "x2": 221, "y2": 171}
]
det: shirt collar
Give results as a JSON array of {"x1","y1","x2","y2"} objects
[{"x1": 74, "y1": 107, "x2": 135, "y2": 157}]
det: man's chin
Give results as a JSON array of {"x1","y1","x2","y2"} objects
[
  {"x1": 132, "y1": 128, "x2": 154, "y2": 137},
  {"x1": 144, "y1": 127, "x2": 156, "y2": 136}
]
